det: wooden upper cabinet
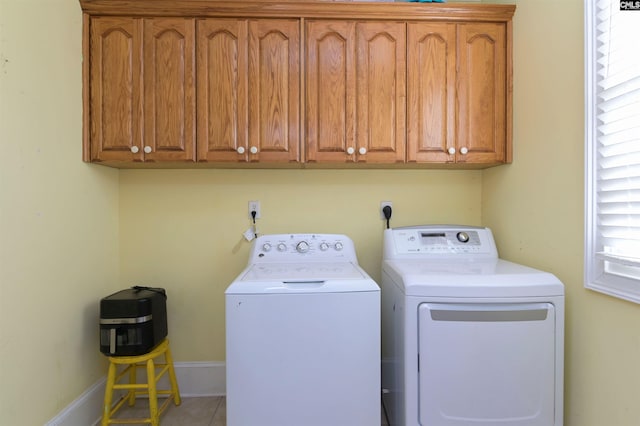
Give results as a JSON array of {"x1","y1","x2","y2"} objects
[
  {"x1": 407, "y1": 22, "x2": 456, "y2": 164},
  {"x1": 144, "y1": 18, "x2": 196, "y2": 162},
  {"x1": 407, "y1": 21, "x2": 509, "y2": 166},
  {"x1": 197, "y1": 19, "x2": 300, "y2": 163},
  {"x1": 89, "y1": 17, "x2": 143, "y2": 162},
  {"x1": 356, "y1": 22, "x2": 406, "y2": 164},
  {"x1": 305, "y1": 20, "x2": 356, "y2": 163},
  {"x1": 88, "y1": 17, "x2": 195, "y2": 163},
  {"x1": 81, "y1": 1, "x2": 514, "y2": 168},
  {"x1": 247, "y1": 19, "x2": 300, "y2": 163},
  {"x1": 306, "y1": 21, "x2": 405, "y2": 164},
  {"x1": 457, "y1": 23, "x2": 507, "y2": 165},
  {"x1": 196, "y1": 19, "x2": 248, "y2": 162}
]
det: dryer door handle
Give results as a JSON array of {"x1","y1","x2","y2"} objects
[{"x1": 428, "y1": 303, "x2": 551, "y2": 322}]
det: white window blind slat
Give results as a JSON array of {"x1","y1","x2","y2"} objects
[
  {"x1": 596, "y1": 78, "x2": 640, "y2": 103},
  {"x1": 597, "y1": 118, "x2": 640, "y2": 139},
  {"x1": 598, "y1": 176, "x2": 640, "y2": 192},
  {"x1": 599, "y1": 140, "x2": 640, "y2": 161},
  {"x1": 596, "y1": 252, "x2": 640, "y2": 267}
]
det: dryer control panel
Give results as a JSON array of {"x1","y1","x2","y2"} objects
[{"x1": 383, "y1": 226, "x2": 498, "y2": 259}]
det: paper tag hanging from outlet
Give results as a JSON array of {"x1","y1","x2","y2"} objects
[{"x1": 243, "y1": 228, "x2": 256, "y2": 242}]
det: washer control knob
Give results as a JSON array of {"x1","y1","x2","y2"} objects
[
  {"x1": 277, "y1": 243, "x2": 287, "y2": 252},
  {"x1": 334, "y1": 241, "x2": 344, "y2": 251},
  {"x1": 262, "y1": 243, "x2": 272, "y2": 252},
  {"x1": 296, "y1": 241, "x2": 310, "y2": 253},
  {"x1": 457, "y1": 232, "x2": 470, "y2": 243},
  {"x1": 319, "y1": 242, "x2": 329, "y2": 251}
]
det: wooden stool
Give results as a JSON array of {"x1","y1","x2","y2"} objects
[{"x1": 102, "y1": 338, "x2": 181, "y2": 426}]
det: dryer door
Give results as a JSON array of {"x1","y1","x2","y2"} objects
[{"x1": 418, "y1": 302, "x2": 556, "y2": 426}]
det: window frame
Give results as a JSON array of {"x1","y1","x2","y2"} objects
[{"x1": 584, "y1": 0, "x2": 640, "y2": 303}]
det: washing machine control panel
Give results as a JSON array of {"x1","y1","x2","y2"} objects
[
  {"x1": 249, "y1": 234, "x2": 357, "y2": 263},
  {"x1": 384, "y1": 226, "x2": 498, "y2": 258}
]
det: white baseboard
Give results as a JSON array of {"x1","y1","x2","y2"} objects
[
  {"x1": 45, "y1": 362, "x2": 226, "y2": 426},
  {"x1": 170, "y1": 361, "x2": 226, "y2": 397},
  {"x1": 45, "y1": 378, "x2": 107, "y2": 426}
]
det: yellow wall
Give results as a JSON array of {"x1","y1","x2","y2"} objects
[
  {"x1": 483, "y1": 1, "x2": 640, "y2": 425},
  {"x1": 2, "y1": 0, "x2": 640, "y2": 425},
  {"x1": 119, "y1": 169, "x2": 481, "y2": 360},
  {"x1": 0, "y1": 0, "x2": 120, "y2": 424}
]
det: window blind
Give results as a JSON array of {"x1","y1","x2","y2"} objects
[
  {"x1": 586, "y1": 0, "x2": 640, "y2": 301},
  {"x1": 595, "y1": 0, "x2": 640, "y2": 264}
]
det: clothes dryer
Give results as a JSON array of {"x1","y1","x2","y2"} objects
[
  {"x1": 381, "y1": 226, "x2": 564, "y2": 426},
  {"x1": 226, "y1": 233, "x2": 380, "y2": 426}
]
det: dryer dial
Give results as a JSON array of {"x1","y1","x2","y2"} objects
[{"x1": 457, "y1": 232, "x2": 470, "y2": 243}]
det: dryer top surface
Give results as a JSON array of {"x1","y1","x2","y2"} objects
[{"x1": 382, "y1": 258, "x2": 564, "y2": 298}]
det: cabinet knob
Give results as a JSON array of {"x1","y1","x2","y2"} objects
[
  {"x1": 359, "y1": 147, "x2": 367, "y2": 155},
  {"x1": 143, "y1": 146, "x2": 152, "y2": 154},
  {"x1": 448, "y1": 147, "x2": 456, "y2": 155},
  {"x1": 460, "y1": 147, "x2": 469, "y2": 155},
  {"x1": 130, "y1": 146, "x2": 140, "y2": 154},
  {"x1": 250, "y1": 146, "x2": 258, "y2": 154},
  {"x1": 346, "y1": 147, "x2": 355, "y2": 155},
  {"x1": 237, "y1": 147, "x2": 245, "y2": 154}
]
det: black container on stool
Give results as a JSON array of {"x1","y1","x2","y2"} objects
[{"x1": 100, "y1": 287, "x2": 167, "y2": 356}]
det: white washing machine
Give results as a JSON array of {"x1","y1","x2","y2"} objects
[
  {"x1": 381, "y1": 225, "x2": 564, "y2": 426},
  {"x1": 226, "y1": 233, "x2": 380, "y2": 426}
]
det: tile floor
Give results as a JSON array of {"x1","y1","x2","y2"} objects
[{"x1": 111, "y1": 396, "x2": 390, "y2": 425}]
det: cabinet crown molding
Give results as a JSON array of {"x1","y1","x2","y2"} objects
[{"x1": 80, "y1": 0, "x2": 515, "y2": 21}]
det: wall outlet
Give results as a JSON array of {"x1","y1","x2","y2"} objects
[
  {"x1": 380, "y1": 201, "x2": 393, "y2": 219},
  {"x1": 248, "y1": 200, "x2": 261, "y2": 219}
]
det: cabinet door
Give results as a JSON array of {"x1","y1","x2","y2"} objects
[
  {"x1": 248, "y1": 19, "x2": 300, "y2": 163},
  {"x1": 143, "y1": 18, "x2": 195, "y2": 162},
  {"x1": 356, "y1": 22, "x2": 406, "y2": 164},
  {"x1": 457, "y1": 23, "x2": 507, "y2": 164},
  {"x1": 196, "y1": 19, "x2": 248, "y2": 162},
  {"x1": 406, "y1": 22, "x2": 456, "y2": 164},
  {"x1": 89, "y1": 17, "x2": 143, "y2": 162},
  {"x1": 306, "y1": 20, "x2": 356, "y2": 163}
]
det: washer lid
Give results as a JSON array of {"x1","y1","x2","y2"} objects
[
  {"x1": 226, "y1": 262, "x2": 379, "y2": 294},
  {"x1": 383, "y1": 259, "x2": 564, "y2": 298}
]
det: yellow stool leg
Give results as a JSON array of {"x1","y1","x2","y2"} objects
[
  {"x1": 147, "y1": 358, "x2": 159, "y2": 426},
  {"x1": 102, "y1": 361, "x2": 117, "y2": 426},
  {"x1": 164, "y1": 344, "x2": 181, "y2": 406},
  {"x1": 128, "y1": 363, "x2": 137, "y2": 406}
]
